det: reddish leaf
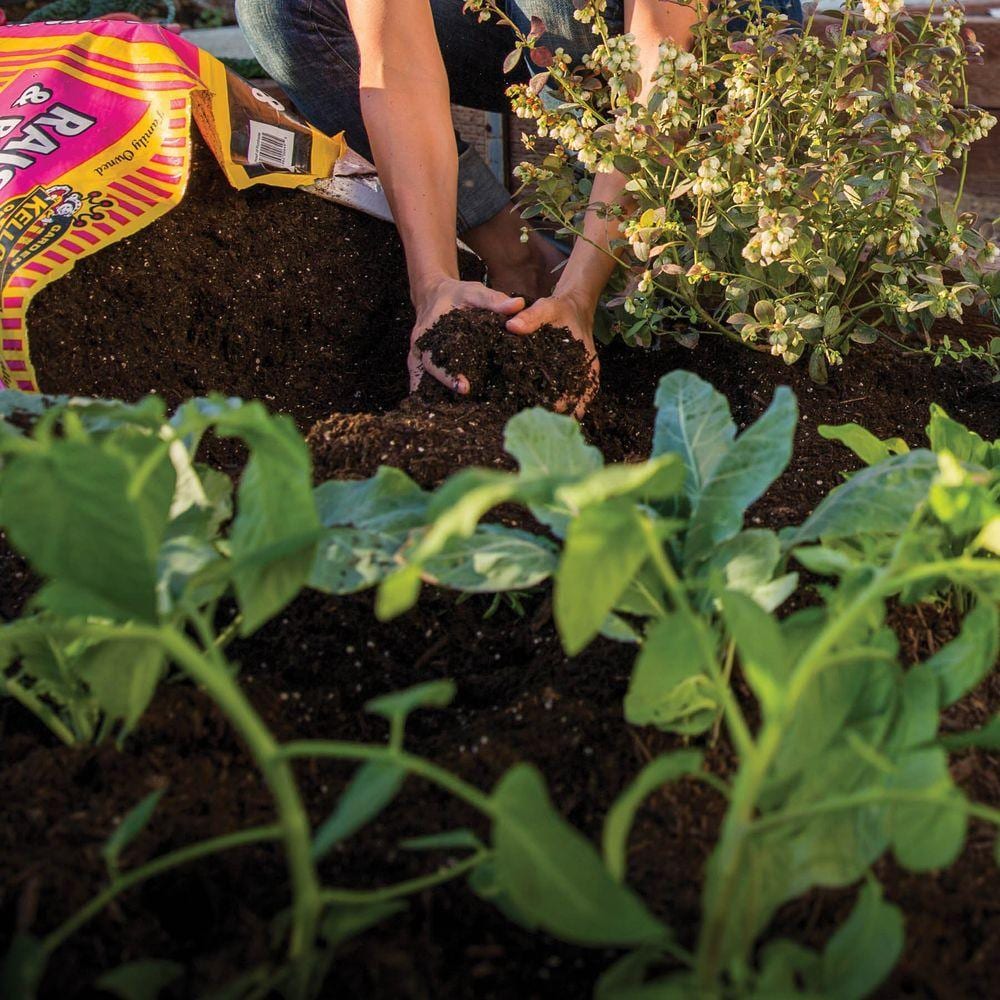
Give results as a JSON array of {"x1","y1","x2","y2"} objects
[
  {"x1": 869, "y1": 33, "x2": 894, "y2": 54},
  {"x1": 529, "y1": 16, "x2": 546, "y2": 39},
  {"x1": 530, "y1": 46, "x2": 554, "y2": 69}
]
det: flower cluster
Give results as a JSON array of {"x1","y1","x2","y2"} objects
[
  {"x1": 691, "y1": 156, "x2": 727, "y2": 197},
  {"x1": 572, "y1": 0, "x2": 609, "y2": 33},
  {"x1": 859, "y1": 0, "x2": 904, "y2": 30},
  {"x1": 475, "y1": 0, "x2": 997, "y2": 374},
  {"x1": 584, "y1": 32, "x2": 641, "y2": 102},
  {"x1": 743, "y1": 211, "x2": 799, "y2": 266}
]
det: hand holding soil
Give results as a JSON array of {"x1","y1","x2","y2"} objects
[
  {"x1": 408, "y1": 278, "x2": 524, "y2": 395},
  {"x1": 415, "y1": 307, "x2": 595, "y2": 416},
  {"x1": 505, "y1": 292, "x2": 600, "y2": 419}
]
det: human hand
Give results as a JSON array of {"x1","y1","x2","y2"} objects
[
  {"x1": 505, "y1": 292, "x2": 600, "y2": 418},
  {"x1": 409, "y1": 278, "x2": 523, "y2": 394}
]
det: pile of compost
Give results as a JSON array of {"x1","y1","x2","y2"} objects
[{"x1": 2, "y1": 130, "x2": 999, "y2": 999}]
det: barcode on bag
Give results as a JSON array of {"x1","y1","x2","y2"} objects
[{"x1": 247, "y1": 120, "x2": 295, "y2": 170}]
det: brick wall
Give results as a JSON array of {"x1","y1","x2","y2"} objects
[{"x1": 505, "y1": 113, "x2": 556, "y2": 188}]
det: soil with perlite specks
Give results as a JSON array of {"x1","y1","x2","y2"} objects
[{"x1": 1, "y1": 133, "x2": 999, "y2": 999}]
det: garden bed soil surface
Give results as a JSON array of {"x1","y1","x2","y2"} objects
[{"x1": 2, "y1": 138, "x2": 1000, "y2": 999}]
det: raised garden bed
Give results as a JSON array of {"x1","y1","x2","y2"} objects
[{"x1": 1, "y1": 133, "x2": 999, "y2": 1000}]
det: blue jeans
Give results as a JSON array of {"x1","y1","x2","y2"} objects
[{"x1": 236, "y1": 0, "x2": 801, "y2": 232}]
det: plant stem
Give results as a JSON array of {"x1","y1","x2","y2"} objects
[
  {"x1": 320, "y1": 851, "x2": 489, "y2": 906},
  {"x1": 41, "y1": 824, "x2": 281, "y2": 956},
  {"x1": 638, "y1": 517, "x2": 756, "y2": 759},
  {"x1": 1, "y1": 677, "x2": 77, "y2": 747},
  {"x1": 711, "y1": 640, "x2": 737, "y2": 745},
  {"x1": 280, "y1": 740, "x2": 496, "y2": 818},
  {"x1": 1, "y1": 617, "x2": 327, "y2": 995},
  {"x1": 156, "y1": 625, "x2": 323, "y2": 991},
  {"x1": 694, "y1": 547, "x2": 999, "y2": 987},
  {"x1": 748, "y1": 786, "x2": 1000, "y2": 835}
]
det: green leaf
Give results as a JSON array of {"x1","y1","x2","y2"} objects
[
  {"x1": 554, "y1": 455, "x2": 685, "y2": 512},
  {"x1": 926, "y1": 404, "x2": 999, "y2": 468},
  {"x1": 891, "y1": 92, "x2": 917, "y2": 123},
  {"x1": 319, "y1": 901, "x2": 404, "y2": 949},
  {"x1": 652, "y1": 371, "x2": 736, "y2": 503},
  {"x1": 375, "y1": 564, "x2": 423, "y2": 620},
  {"x1": 849, "y1": 323, "x2": 879, "y2": 345},
  {"x1": 491, "y1": 764, "x2": 665, "y2": 946},
  {"x1": 808, "y1": 349, "x2": 828, "y2": 385},
  {"x1": 940, "y1": 715, "x2": 1000, "y2": 750},
  {"x1": 217, "y1": 405, "x2": 321, "y2": 635},
  {"x1": 422, "y1": 525, "x2": 557, "y2": 593},
  {"x1": 309, "y1": 527, "x2": 404, "y2": 596},
  {"x1": 102, "y1": 787, "x2": 166, "y2": 874},
  {"x1": 602, "y1": 751, "x2": 703, "y2": 881},
  {"x1": 555, "y1": 500, "x2": 649, "y2": 655},
  {"x1": 754, "y1": 939, "x2": 821, "y2": 998},
  {"x1": 364, "y1": 679, "x2": 457, "y2": 725},
  {"x1": 504, "y1": 408, "x2": 602, "y2": 536},
  {"x1": 624, "y1": 614, "x2": 720, "y2": 735},
  {"x1": 157, "y1": 535, "x2": 228, "y2": 614},
  {"x1": 819, "y1": 882, "x2": 903, "y2": 1000},
  {"x1": 818, "y1": 423, "x2": 910, "y2": 466},
  {"x1": 313, "y1": 467, "x2": 429, "y2": 532},
  {"x1": 600, "y1": 612, "x2": 642, "y2": 644},
  {"x1": 615, "y1": 561, "x2": 669, "y2": 618},
  {"x1": 768, "y1": 614, "x2": 883, "y2": 786},
  {"x1": 939, "y1": 199, "x2": 959, "y2": 235},
  {"x1": 0, "y1": 438, "x2": 174, "y2": 622},
  {"x1": 95, "y1": 960, "x2": 184, "y2": 1000},
  {"x1": 894, "y1": 667, "x2": 941, "y2": 749},
  {"x1": 684, "y1": 387, "x2": 797, "y2": 566},
  {"x1": 79, "y1": 639, "x2": 165, "y2": 734},
  {"x1": 504, "y1": 408, "x2": 602, "y2": 480},
  {"x1": 595, "y1": 951, "x2": 695, "y2": 999},
  {"x1": 792, "y1": 546, "x2": 860, "y2": 577},
  {"x1": 165, "y1": 440, "x2": 222, "y2": 538},
  {"x1": 402, "y1": 466, "x2": 537, "y2": 595},
  {"x1": 468, "y1": 856, "x2": 534, "y2": 927},
  {"x1": 788, "y1": 452, "x2": 939, "y2": 546},
  {"x1": 312, "y1": 762, "x2": 406, "y2": 861},
  {"x1": 401, "y1": 829, "x2": 485, "y2": 852},
  {"x1": 887, "y1": 748, "x2": 967, "y2": 870},
  {"x1": 920, "y1": 601, "x2": 999, "y2": 707},
  {"x1": 0, "y1": 934, "x2": 45, "y2": 1000},
  {"x1": 703, "y1": 529, "x2": 796, "y2": 611},
  {"x1": 427, "y1": 467, "x2": 524, "y2": 522},
  {"x1": 720, "y1": 591, "x2": 787, "y2": 717}
]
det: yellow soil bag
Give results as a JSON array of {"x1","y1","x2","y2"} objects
[{"x1": 0, "y1": 19, "x2": 345, "y2": 392}]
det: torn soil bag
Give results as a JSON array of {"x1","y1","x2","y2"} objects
[{"x1": 0, "y1": 18, "x2": 345, "y2": 391}]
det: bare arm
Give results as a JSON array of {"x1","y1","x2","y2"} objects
[
  {"x1": 507, "y1": 0, "x2": 700, "y2": 413},
  {"x1": 346, "y1": 0, "x2": 522, "y2": 391}
]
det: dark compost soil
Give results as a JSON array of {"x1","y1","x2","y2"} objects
[
  {"x1": 2, "y1": 134, "x2": 1000, "y2": 1000},
  {"x1": 24, "y1": 136, "x2": 417, "y2": 444},
  {"x1": 309, "y1": 308, "x2": 593, "y2": 486}
]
